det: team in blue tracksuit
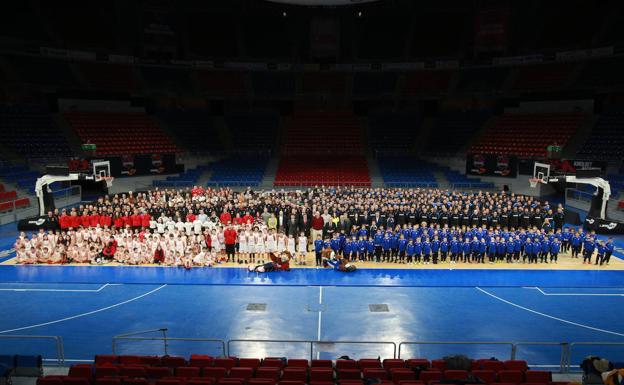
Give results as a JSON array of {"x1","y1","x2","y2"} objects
[
  {"x1": 470, "y1": 237, "x2": 480, "y2": 263},
  {"x1": 398, "y1": 236, "x2": 408, "y2": 262},
  {"x1": 526, "y1": 239, "x2": 538, "y2": 263},
  {"x1": 583, "y1": 236, "x2": 595, "y2": 264},
  {"x1": 422, "y1": 238, "x2": 432, "y2": 263},
  {"x1": 550, "y1": 239, "x2": 561, "y2": 263},
  {"x1": 314, "y1": 236, "x2": 324, "y2": 266},
  {"x1": 414, "y1": 238, "x2": 423, "y2": 263},
  {"x1": 496, "y1": 238, "x2": 506, "y2": 262},
  {"x1": 561, "y1": 228, "x2": 572, "y2": 253},
  {"x1": 316, "y1": 225, "x2": 607, "y2": 266},
  {"x1": 571, "y1": 233, "x2": 582, "y2": 258},
  {"x1": 477, "y1": 239, "x2": 486, "y2": 263},
  {"x1": 406, "y1": 240, "x2": 415, "y2": 263},
  {"x1": 462, "y1": 238, "x2": 471, "y2": 263},
  {"x1": 440, "y1": 238, "x2": 449, "y2": 262},
  {"x1": 382, "y1": 234, "x2": 392, "y2": 261},
  {"x1": 540, "y1": 238, "x2": 551, "y2": 263},
  {"x1": 486, "y1": 239, "x2": 495, "y2": 263},
  {"x1": 506, "y1": 238, "x2": 515, "y2": 263},
  {"x1": 603, "y1": 238, "x2": 614, "y2": 265},
  {"x1": 373, "y1": 231, "x2": 383, "y2": 262},
  {"x1": 450, "y1": 237, "x2": 460, "y2": 263},
  {"x1": 431, "y1": 237, "x2": 440, "y2": 264},
  {"x1": 595, "y1": 241, "x2": 606, "y2": 266}
]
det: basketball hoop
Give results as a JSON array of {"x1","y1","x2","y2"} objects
[{"x1": 529, "y1": 178, "x2": 540, "y2": 188}]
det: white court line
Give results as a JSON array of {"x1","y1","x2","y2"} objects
[
  {"x1": 524, "y1": 287, "x2": 624, "y2": 297},
  {"x1": 317, "y1": 286, "x2": 323, "y2": 340},
  {"x1": 475, "y1": 287, "x2": 624, "y2": 337},
  {"x1": 316, "y1": 286, "x2": 323, "y2": 359},
  {"x1": 0, "y1": 284, "x2": 167, "y2": 334},
  {"x1": 0, "y1": 283, "x2": 122, "y2": 292}
]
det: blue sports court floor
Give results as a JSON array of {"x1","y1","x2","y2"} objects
[{"x1": 0, "y1": 267, "x2": 623, "y2": 371}]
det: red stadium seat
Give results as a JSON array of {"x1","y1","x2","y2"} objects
[
  {"x1": 309, "y1": 368, "x2": 333, "y2": 382},
  {"x1": 337, "y1": 369, "x2": 362, "y2": 380},
  {"x1": 337, "y1": 360, "x2": 358, "y2": 370},
  {"x1": 430, "y1": 360, "x2": 446, "y2": 372},
  {"x1": 444, "y1": 370, "x2": 469, "y2": 381},
  {"x1": 282, "y1": 368, "x2": 307, "y2": 382},
  {"x1": 217, "y1": 380, "x2": 243, "y2": 385},
  {"x1": 120, "y1": 367, "x2": 147, "y2": 378},
  {"x1": 239, "y1": 359, "x2": 261, "y2": 369},
  {"x1": 95, "y1": 367, "x2": 119, "y2": 379},
  {"x1": 390, "y1": 369, "x2": 416, "y2": 384},
  {"x1": 96, "y1": 378, "x2": 121, "y2": 385},
  {"x1": 248, "y1": 380, "x2": 275, "y2": 385},
  {"x1": 256, "y1": 367, "x2": 281, "y2": 381},
  {"x1": 418, "y1": 371, "x2": 442, "y2": 384},
  {"x1": 406, "y1": 360, "x2": 430, "y2": 369},
  {"x1": 503, "y1": 361, "x2": 528, "y2": 372},
  {"x1": 140, "y1": 357, "x2": 162, "y2": 366},
  {"x1": 95, "y1": 356, "x2": 118, "y2": 365},
  {"x1": 279, "y1": 381, "x2": 305, "y2": 385},
  {"x1": 311, "y1": 360, "x2": 332, "y2": 368},
  {"x1": 63, "y1": 378, "x2": 91, "y2": 385},
  {"x1": 481, "y1": 361, "x2": 506, "y2": 372},
  {"x1": 123, "y1": 379, "x2": 149, "y2": 385},
  {"x1": 155, "y1": 380, "x2": 182, "y2": 385},
  {"x1": 176, "y1": 368, "x2": 201, "y2": 378},
  {"x1": 363, "y1": 369, "x2": 387, "y2": 380},
  {"x1": 383, "y1": 360, "x2": 406, "y2": 371},
  {"x1": 162, "y1": 357, "x2": 187, "y2": 368},
  {"x1": 262, "y1": 359, "x2": 285, "y2": 369},
  {"x1": 187, "y1": 380, "x2": 216, "y2": 385},
  {"x1": 203, "y1": 368, "x2": 227, "y2": 379},
  {"x1": 498, "y1": 371, "x2": 524, "y2": 384},
  {"x1": 190, "y1": 356, "x2": 213, "y2": 368},
  {"x1": 524, "y1": 371, "x2": 551, "y2": 383},
  {"x1": 359, "y1": 360, "x2": 382, "y2": 370},
  {"x1": 286, "y1": 360, "x2": 308, "y2": 369},
  {"x1": 147, "y1": 367, "x2": 172, "y2": 379},
  {"x1": 213, "y1": 359, "x2": 236, "y2": 371},
  {"x1": 228, "y1": 368, "x2": 253, "y2": 381},
  {"x1": 472, "y1": 370, "x2": 497, "y2": 384},
  {"x1": 119, "y1": 357, "x2": 142, "y2": 365},
  {"x1": 68, "y1": 365, "x2": 93, "y2": 380}
]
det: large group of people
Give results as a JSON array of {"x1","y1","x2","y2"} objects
[{"x1": 13, "y1": 186, "x2": 615, "y2": 268}]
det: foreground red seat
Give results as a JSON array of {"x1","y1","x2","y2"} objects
[
  {"x1": 282, "y1": 368, "x2": 306, "y2": 382},
  {"x1": 472, "y1": 370, "x2": 496, "y2": 383},
  {"x1": 503, "y1": 361, "x2": 528, "y2": 372},
  {"x1": 524, "y1": 371, "x2": 551, "y2": 383},
  {"x1": 498, "y1": 370, "x2": 524, "y2": 384}
]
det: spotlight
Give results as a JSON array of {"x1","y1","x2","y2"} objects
[{"x1": 282, "y1": 11, "x2": 287, "y2": 17}]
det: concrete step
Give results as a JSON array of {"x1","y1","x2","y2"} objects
[{"x1": 261, "y1": 156, "x2": 280, "y2": 188}]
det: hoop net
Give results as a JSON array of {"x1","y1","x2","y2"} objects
[
  {"x1": 99, "y1": 176, "x2": 114, "y2": 188},
  {"x1": 529, "y1": 178, "x2": 540, "y2": 188}
]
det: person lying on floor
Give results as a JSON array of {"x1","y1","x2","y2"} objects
[
  {"x1": 248, "y1": 251, "x2": 292, "y2": 272},
  {"x1": 322, "y1": 249, "x2": 357, "y2": 272}
]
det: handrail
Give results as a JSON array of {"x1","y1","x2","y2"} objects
[
  {"x1": 112, "y1": 335, "x2": 226, "y2": 357},
  {"x1": 567, "y1": 342, "x2": 624, "y2": 373},
  {"x1": 228, "y1": 339, "x2": 397, "y2": 361},
  {"x1": 512, "y1": 342, "x2": 569, "y2": 373},
  {"x1": 398, "y1": 341, "x2": 515, "y2": 361},
  {"x1": 0, "y1": 335, "x2": 65, "y2": 366}
]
